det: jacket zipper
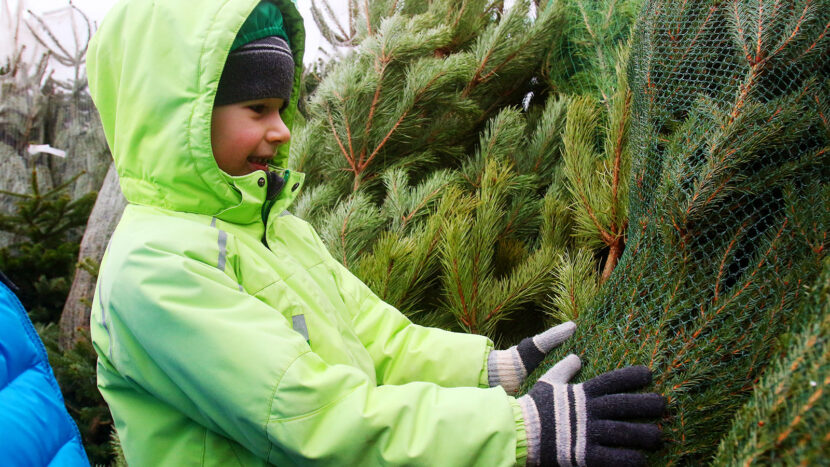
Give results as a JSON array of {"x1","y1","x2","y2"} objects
[{"x1": 261, "y1": 170, "x2": 287, "y2": 245}]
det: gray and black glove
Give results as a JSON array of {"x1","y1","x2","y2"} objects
[
  {"x1": 518, "y1": 355, "x2": 666, "y2": 467},
  {"x1": 488, "y1": 321, "x2": 576, "y2": 395}
]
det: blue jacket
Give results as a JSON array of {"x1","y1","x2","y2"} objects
[{"x1": 0, "y1": 281, "x2": 89, "y2": 466}]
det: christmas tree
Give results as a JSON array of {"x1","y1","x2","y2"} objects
[
  {"x1": 292, "y1": 0, "x2": 642, "y2": 342},
  {"x1": 712, "y1": 258, "x2": 828, "y2": 465},
  {"x1": 533, "y1": 0, "x2": 829, "y2": 463}
]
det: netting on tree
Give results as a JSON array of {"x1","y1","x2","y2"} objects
[
  {"x1": 0, "y1": 3, "x2": 108, "y2": 214},
  {"x1": 535, "y1": 0, "x2": 829, "y2": 463}
]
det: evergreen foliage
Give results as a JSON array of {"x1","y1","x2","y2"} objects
[
  {"x1": 0, "y1": 169, "x2": 95, "y2": 323},
  {"x1": 543, "y1": 0, "x2": 639, "y2": 98},
  {"x1": 6, "y1": 0, "x2": 822, "y2": 463},
  {"x1": 292, "y1": 0, "x2": 642, "y2": 343},
  {"x1": 532, "y1": 0, "x2": 829, "y2": 463},
  {"x1": 0, "y1": 168, "x2": 113, "y2": 464},
  {"x1": 713, "y1": 259, "x2": 828, "y2": 466},
  {"x1": 561, "y1": 53, "x2": 631, "y2": 282}
]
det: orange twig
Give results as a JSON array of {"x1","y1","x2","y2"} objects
[
  {"x1": 327, "y1": 108, "x2": 357, "y2": 174},
  {"x1": 714, "y1": 222, "x2": 747, "y2": 303}
]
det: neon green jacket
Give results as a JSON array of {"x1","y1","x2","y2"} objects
[{"x1": 87, "y1": 0, "x2": 527, "y2": 464}]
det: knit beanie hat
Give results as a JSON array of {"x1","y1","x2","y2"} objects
[{"x1": 214, "y1": 2, "x2": 295, "y2": 106}]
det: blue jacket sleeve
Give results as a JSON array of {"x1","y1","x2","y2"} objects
[{"x1": 0, "y1": 282, "x2": 89, "y2": 466}]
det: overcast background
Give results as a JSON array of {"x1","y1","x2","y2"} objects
[{"x1": 2, "y1": 0, "x2": 345, "y2": 80}]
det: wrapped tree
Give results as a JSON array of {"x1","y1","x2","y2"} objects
[
  {"x1": 532, "y1": 0, "x2": 829, "y2": 463},
  {"x1": 0, "y1": 3, "x2": 109, "y2": 207},
  {"x1": 712, "y1": 259, "x2": 828, "y2": 466},
  {"x1": 542, "y1": 0, "x2": 639, "y2": 100}
]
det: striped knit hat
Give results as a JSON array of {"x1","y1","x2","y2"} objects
[{"x1": 214, "y1": 2, "x2": 294, "y2": 106}]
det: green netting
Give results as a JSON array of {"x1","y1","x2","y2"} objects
[
  {"x1": 535, "y1": 0, "x2": 829, "y2": 463},
  {"x1": 712, "y1": 257, "x2": 828, "y2": 465},
  {"x1": 543, "y1": 0, "x2": 639, "y2": 99}
]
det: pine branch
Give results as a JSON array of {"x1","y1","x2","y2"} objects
[
  {"x1": 325, "y1": 106, "x2": 357, "y2": 175},
  {"x1": 545, "y1": 249, "x2": 597, "y2": 321}
]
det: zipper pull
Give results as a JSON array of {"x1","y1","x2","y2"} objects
[{"x1": 266, "y1": 170, "x2": 285, "y2": 200}]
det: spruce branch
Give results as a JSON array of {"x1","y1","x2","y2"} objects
[{"x1": 713, "y1": 260, "x2": 829, "y2": 466}]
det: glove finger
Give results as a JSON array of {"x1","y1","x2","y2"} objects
[
  {"x1": 538, "y1": 354, "x2": 582, "y2": 385},
  {"x1": 582, "y1": 365, "x2": 652, "y2": 397},
  {"x1": 533, "y1": 321, "x2": 576, "y2": 353},
  {"x1": 516, "y1": 322, "x2": 576, "y2": 373},
  {"x1": 589, "y1": 420, "x2": 663, "y2": 450},
  {"x1": 589, "y1": 393, "x2": 666, "y2": 420},
  {"x1": 585, "y1": 445, "x2": 647, "y2": 467}
]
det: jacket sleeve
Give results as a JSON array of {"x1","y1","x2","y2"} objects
[
  {"x1": 322, "y1": 246, "x2": 495, "y2": 388},
  {"x1": 97, "y1": 236, "x2": 527, "y2": 466}
]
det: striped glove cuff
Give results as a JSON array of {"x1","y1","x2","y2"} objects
[
  {"x1": 519, "y1": 358, "x2": 666, "y2": 467},
  {"x1": 519, "y1": 379, "x2": 589, "y2": 466},
  {"x1": 488, "y1": 321, "x2": 575, "y2": 395}
]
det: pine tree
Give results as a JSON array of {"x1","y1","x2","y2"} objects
[
  {"x1": 560, "y1": 48, "x2": 631, "y2": 284},
  {"x1": 531, "y1": 0, "x2": 829, "y2": 463},
  {"x1": 292, "y1": 0, "x2": 642, "y2": 342}
]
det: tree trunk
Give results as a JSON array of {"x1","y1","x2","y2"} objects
[{"x1": 59, "y1": 162, "x2": 126, "y2": 349}]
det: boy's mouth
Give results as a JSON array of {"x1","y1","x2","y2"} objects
[{"x1": 248, "y1": 156, "x2": 272, "y2": 172}]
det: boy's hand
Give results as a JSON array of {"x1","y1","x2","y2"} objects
[
  {"x1": 488, "y1": 321, "x2": 576, "y2": 394},
  {"x1": 518, "y1": 355, "x2": 666, "y2": 467}
]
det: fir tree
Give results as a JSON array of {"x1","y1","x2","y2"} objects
[
  {"x1": 0, "y1": 169, "x2": 95, "y2": 323},
  {"x1": 712, "y1": 259, "x2": 829, "y2": 466},
  {"x1": 532, "y1": 0, "x2": 829, "y2": 463}
]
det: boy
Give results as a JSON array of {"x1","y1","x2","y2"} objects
[{"x1": 87, "y1": 0, "x2": 664, "y2": 465}]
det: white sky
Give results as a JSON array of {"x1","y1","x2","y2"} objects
[{"x1": 3, "y1": 0, "x2": 343, "y2": 74}]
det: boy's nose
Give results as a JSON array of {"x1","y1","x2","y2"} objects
[{"x1": 265, "y1": 116, "x2": 290, "y2": 144}]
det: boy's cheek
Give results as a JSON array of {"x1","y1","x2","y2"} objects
[{"x1": 230, "y1": 126, "x2": 261, "y2": 148}]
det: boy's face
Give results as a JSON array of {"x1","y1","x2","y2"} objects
[{"x1": 210, "y1": 98, "x2": 289, "y2": 176}]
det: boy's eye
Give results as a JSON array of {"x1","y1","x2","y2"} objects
[{"x1": 248, "y1": 104, "x2": 266, "y2": 114}]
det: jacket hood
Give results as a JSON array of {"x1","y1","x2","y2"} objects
[{"x1": 87, "y1": 0, "x2": 305, "y2": 224}]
